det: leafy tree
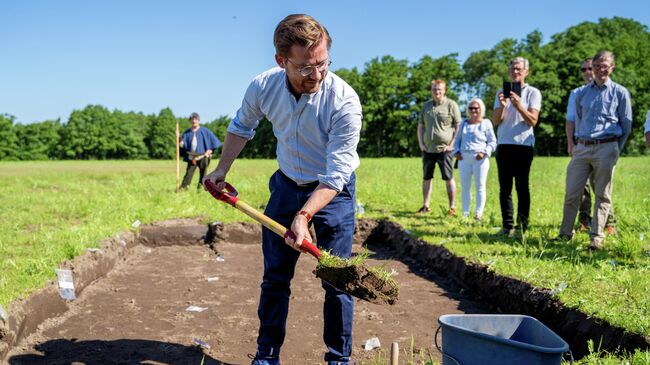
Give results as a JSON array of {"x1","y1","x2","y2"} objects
[
  {"x1": 409, "y1": 54, "x2": 463, "y2": 106},
  {"x1": 111, "y1": 110, "x2": 149, "y2": 159},
  {"x1": 0, "y1": 114, "x2": 19, "y2": 160},
  {"x1": 58, "y1": 105, "x2": 112, "y2": 159},
  {"x1": 147, "y1": 107, "x2": 177, "y2": 159},
  {"x1": 14, "y1": 119, "x2": 63, "y2": 160},
  {"x1": 356, "y1": 55, "x2": 411, "y2": 157}
]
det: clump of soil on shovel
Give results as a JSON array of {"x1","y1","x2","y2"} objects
[{"x1": 314, "y1": 251, "x2": 399, "y2": 305}]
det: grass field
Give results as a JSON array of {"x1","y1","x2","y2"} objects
[{"x1": 1, "y1": 157, "x2": 650, "y2": 363}]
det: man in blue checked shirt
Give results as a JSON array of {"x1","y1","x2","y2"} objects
[
  {"x1": 565, "y1": 58, "x2": 615, "y2": 233},
  {"x1": 204, "y1": 14, "x2": 361, "y2": 365},
  {"x1": 557, "y1": 50, "x2": 632, "y2": 250}
]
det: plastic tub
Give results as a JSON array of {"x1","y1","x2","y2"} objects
[{"x1": 435, "y1": 314, "x2": 572, "y2": 365}]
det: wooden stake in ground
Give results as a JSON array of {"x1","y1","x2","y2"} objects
[
  {"x1": 175, "y1": 120, "x2": 180, "y2": 193},
  {"x1": 390, "y1": 342, "x2": 399, "y2": 365}
]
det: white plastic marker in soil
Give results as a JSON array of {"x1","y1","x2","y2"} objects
[
  {"x1": 193, "y1": 338, "x2": 211, "y2": 349},
  {"x1": 56, "y1": 269, "x2": 76, "y2": 301},
  {"x1": 0, "y1": 304, "x2": 7, "y2": 322},
  {"x1": 364, "y1": 337, "x2": 381, "y2": 351},
  {"x1": 185, "y1": 305, "x2": 208, "y2": 312}
]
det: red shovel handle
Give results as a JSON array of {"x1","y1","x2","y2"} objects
[{"x1": 284, "y1": 230, "x2": 321, "y2": 259}]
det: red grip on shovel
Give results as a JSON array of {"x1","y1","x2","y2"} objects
[
  {"x1": 204, "y1": 180, "x2": 239, "y2": 206},
  {"x1": 284, "y1": 230, "x2": 321, "y2": 259}
]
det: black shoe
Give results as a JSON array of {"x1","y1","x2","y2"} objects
[
  {"x1": 496, "y1": 228, "x2": 515, "y2": 238},
  {"x1": 551, "y1": 234, "x2": 573, "y2": 242}
]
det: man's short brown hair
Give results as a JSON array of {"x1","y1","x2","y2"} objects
[
  {"x1": 431, "y1": 79, "x2": 446, "y2": 87},
  {"x1": 273, "y1": 14, "x2": 331, "y2": 58},
  {"x1": 593, "y1": 50, "x2": 615, "y2": 66}
]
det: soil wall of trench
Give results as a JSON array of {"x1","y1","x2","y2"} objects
[{"x1": 1, "y1": 218, "x2": 648, "y2": 362}]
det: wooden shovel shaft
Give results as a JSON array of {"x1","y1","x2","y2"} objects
[
  {"x1": 232, "y1": 200, "x2": 322, "y2": 259},
  {"x1": 234, "y1": 200, "x2": 286, "y2": 237}
]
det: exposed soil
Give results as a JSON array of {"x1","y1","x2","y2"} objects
[
  {"x1": 2, "y1": 218, "x2": 648, "y2": 365},
  {"x1": 1, "y1": 219, "x2": 489, "y2": 365}
]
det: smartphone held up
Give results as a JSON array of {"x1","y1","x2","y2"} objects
[{"x1": 503, "y1": 81, "x2": 521, "y2": 98}]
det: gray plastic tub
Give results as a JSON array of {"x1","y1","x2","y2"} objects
[{"x1": 435, "y1": 314, "x2": 572, "y2": 365}]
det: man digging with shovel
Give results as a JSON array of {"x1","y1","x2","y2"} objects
[{"x1": 204, "y1": 14, "x2": 362, "y2": 365}]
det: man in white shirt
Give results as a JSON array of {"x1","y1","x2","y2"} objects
[{"x1": 204, "y1": 14, "x2": 361, "y2": 365}]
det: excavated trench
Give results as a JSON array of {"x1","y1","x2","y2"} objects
[{"x1": 0, "y1": 218, "x2": 648, "y2": 364}]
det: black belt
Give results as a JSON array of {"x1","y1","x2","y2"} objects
[
  {"x1": 278, "y1": 170, "x2": 319, "y2": 189},
  {"x1": 577, "y1": 137, "x2": 618, "y2": 145}
]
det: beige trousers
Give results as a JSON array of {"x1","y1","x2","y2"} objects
[{"x1": 560, "y1": 142, "x2": 619, "y2": 240}]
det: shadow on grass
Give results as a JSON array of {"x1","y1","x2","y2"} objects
[
  {"x1": 390, "y1": 214, "x2": 648, "y2": 270},
  {"x1": 8, "y1": 338, "x2": 231, "y2": 365}
]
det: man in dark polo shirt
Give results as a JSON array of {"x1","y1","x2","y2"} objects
[
  {"x1": 557, "y1": 50, "x2": 632, "y2": 250},
  {"x1": 416, "y1": 79, "x2": 461, "y2": 216}
]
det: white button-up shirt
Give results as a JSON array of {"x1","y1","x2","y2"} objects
[{"x1": 228, "y1": 67, "x2": 362, "y2": 192}]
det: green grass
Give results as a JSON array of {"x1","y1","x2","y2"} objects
[
  {"x1": 317, "y1": 249, "x2": 370, "y2": 268},
  {"x1": 1, "y1": 158, "x2": 650, "y2": 363}
]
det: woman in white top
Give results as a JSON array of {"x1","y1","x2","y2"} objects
[{"x1": 453, "y1": 98, "x2": 497, "y2": 221}]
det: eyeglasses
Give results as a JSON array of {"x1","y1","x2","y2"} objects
[
  {"x1": 468, "y1": 107, "x2": 480, "y2": 111},
  {"x1": 581, "y1": 67, "x2": 592, "y2": 72},
  {"x1": 286, "y1": 58, "x2": 332, "y2": 77},
  {"x1": 592, "y1": 64, "x2": 613, "y2": 71},
  {"x1": 510, "y1": 67, "x2": 525, "y2": 72}
]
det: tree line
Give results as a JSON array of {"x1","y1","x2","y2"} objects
[{"x1": 1, "y1": 17, "x2": 648, "y2": 161}]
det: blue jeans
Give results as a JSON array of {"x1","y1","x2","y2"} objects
[{"x1": 255, "y1": 170, "x2": 355, "y2": 363}]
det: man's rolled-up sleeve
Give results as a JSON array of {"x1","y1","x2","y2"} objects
[
  {"x1": 617, "y1": 88, "x2": 633, "y2": 150},
  {"x1": 319, "y1": 94, "x2": 362, "y2": 192},
  {"x1": 566, "y1": 90, "x2": 577, "y2": 123}
]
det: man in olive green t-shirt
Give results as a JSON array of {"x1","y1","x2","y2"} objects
[{"x1": 417, "y1": 79, "x2": 461, "y2": 215}]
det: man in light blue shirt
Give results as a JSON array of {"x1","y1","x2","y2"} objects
[
  {"x1": 558, "y1": 50, "x2": 632, "y2": 250},
  {"x1": 565, "y1": 58, "x2": 615, "y2": 232},
  {"x1": 204, "y1": 14, "x2": 361, "y2": 365}
]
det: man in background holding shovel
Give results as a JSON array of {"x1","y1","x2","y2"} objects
[
  {"x1": 204, "y1": 14, "x2": 362, "y2": 365},
  {"x1": 179, "y1": 112, "x2": 221, "y2": 191}
]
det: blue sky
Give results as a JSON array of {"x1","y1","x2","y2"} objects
[{"x1": 1, "y1": 0, "x2": 649, "y2": 124}]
